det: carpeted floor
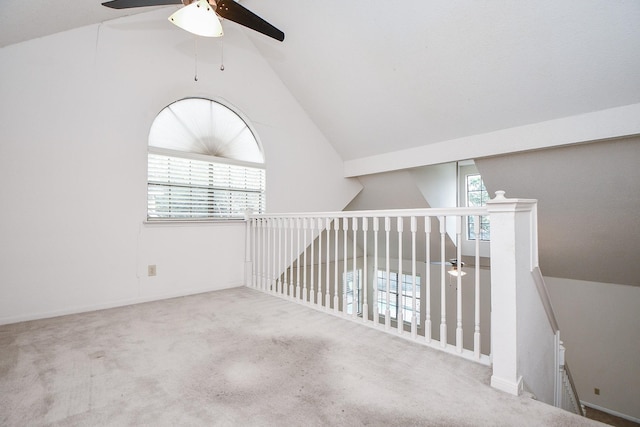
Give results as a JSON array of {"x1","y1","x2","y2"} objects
[{"x1": 1, "y1": 286, "x2": 603, "y2": 426}]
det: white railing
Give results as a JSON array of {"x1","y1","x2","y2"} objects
[
  {"x1": 245, "y1": 207, "x2": 490, "y2": 364},
  {"x1": 243, "y1": 192, "x2": 583, "y2": 416},
  {"x1": 557, "y1": 339, "x2": 585, "y2": 416},
  {"x1": 531, "y1": 267, "x2": 583, "y2": 416}
]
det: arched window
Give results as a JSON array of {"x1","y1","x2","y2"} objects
[{"x1": 147, "y1": 98, "x2": 265, "y2": 220}]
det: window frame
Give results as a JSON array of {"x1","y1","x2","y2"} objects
[
  {"x1": 343, "y1": 269, "x2": 363, "y2": 316},
  {"x1": 147, "y1": 147, "x2": 266, "y2": 222},
  {"x1": 146, "y1": 97, "x2": 266, "y2": 223},
  {"x1": 376, "y1": 270, "x2": 421, "y2": 326},
  {"x1": 465, "y1": 172, "x2": 490, "y2": 241}
]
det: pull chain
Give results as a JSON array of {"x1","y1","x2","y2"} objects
[
  {"x1": 220, "y1": 31, "x2": 225, "y2": 71},
  {"x1": 194, "y1": 37, "x2": 199, "y2": 81}
]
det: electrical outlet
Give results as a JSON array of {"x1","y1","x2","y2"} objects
[
  {"x1": 594, "y1": 388, "x2": 600, "y2": 395},
  {"x1": 148, "y1": 265, "x2": 157, "y2": 276}
]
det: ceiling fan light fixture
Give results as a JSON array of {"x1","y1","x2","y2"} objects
[
  {"x1": 448, "y1": 268, "x2": 467, "y2": 277},
  {"x1": 448, "y1": 260, "x2": 467, "y2": 277},
  {"x1": 169, "y1": 0, "x2": 223, "y2": 38}
]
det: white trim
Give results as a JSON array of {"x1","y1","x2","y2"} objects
[
  {"x1": 149, "y1": 96, "x2": 266, "y2": 165},
  {"x1": 344, "y1": 103, "x2": 640, "y2": 177},
  {"x1": 143, "y1": 219, "x2": 246, "y2": 226},
  {"x1": 0, "y1": 283, "x2": 244, "y2": 326},
  {"x1": 251, "y1": 206, "x2": 488, "y2": 220},
  {"x1": 581, "y1": 402, "x2": 640, "y2": 424},
  {"x1": 491, "y1": 375, "x2": 524, "y2": 396},
  {"x1": 148, "y1": 146, "x2": 266, "y2": 169}
]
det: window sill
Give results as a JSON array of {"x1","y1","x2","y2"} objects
[{"x1": 143, "y1": 218, "x2": 246, "y2": 226}]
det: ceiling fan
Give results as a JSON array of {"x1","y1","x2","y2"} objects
[
  {"x1": 102, "y1": 0, "x2": 285, "y2": 42},
  {"x1": 431, "y1": 259, "x2": 467, "y2": 276}
]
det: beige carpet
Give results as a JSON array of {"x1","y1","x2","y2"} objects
[{"x1": 1, "y1": 286, "x2": 602, "y2": 426}]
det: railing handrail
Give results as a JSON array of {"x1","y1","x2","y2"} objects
[
  {"x1": 532, "y1": 266, "x2": 560, "y2": 332},
  {"x1": 248, "y1": 206, "x2": 489, "y2": 220}
]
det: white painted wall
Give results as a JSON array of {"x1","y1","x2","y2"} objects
[
  {"x1": 411, "y1": 163, "x2": 456, "y2": 208},
  {"x1": 344, "y1": 170, "x2": 428, "y2": 211},
  {"x1": 0, "y1": 9, "x2": 361, "y2": 324},
  {"x1": 545, "y1": 277, "x2": 640, "y2": 421}
]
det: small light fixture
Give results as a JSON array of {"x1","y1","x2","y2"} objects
[
  {"x1": 448, "y1": 260, "x2": 467, "y2": 277},
  {"x1": 169, "y1": 0, "x2": 223, "y2": 38}
]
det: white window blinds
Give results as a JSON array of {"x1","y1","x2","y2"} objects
[{"x1": 148, "y1": 153, "x2": 265, "y2": 220}]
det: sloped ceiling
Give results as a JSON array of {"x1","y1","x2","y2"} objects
[
  {"x1": 2, "y1": 1, "x2": 639, "y2": 163},
  {"x1": 0, "y1": 0, "x2": 158, "y2": 48},
  {"x1": 248, "y1": 0, "x2": 640, "y2": 161}
]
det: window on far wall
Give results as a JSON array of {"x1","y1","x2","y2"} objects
[
  {"x1": 377, "y1": 270, "x2": 421, "y2": 325},
  {"x1": 344, "y1": 270, "x2": 362, "y2": 316},
  {"x1": 466, "y1": 173, "x2": 490, "y2": 240},
  {"x1": 147, "y1": 98, "x2": 265, "y2": 221}
]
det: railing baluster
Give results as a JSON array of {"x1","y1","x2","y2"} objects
[
  {"x1": 277, "y1": 218, "x2": 283, "y2": 294},
  {"x1": 296, "y1": 218, "x2": 301, "y2": 300},
  {"x1": 266, "y1": 218, "x2": 272, "y2": 292},
  {"x1": 317, "y1": 218, "x2": 322, "y2": 307},
  {"x1": 303, "y1": 218, "x2": 308, "y2": 303},
  {"x1": 456, "y1": 215, "x2": 463, "y2": 353},
  {"x1": 283, "y1": 218, "x2": 288, "y2": 296},
  {"x1": 325, "y1": 218, "x2": 331, "y2": 310},
  {"x1": 268, "y1": 218, "x2": 273, "y2": 293},
  {"x1": 261, "y1": 219, "x2": 265, "y2": 289},
  {"x1": 373, "y1": 217, "x2": 379, "y2": 327},
  {"x1": 385, "y1": 216, "x2": 391, "y2": 330},
  {"x1": 253, "y1": 219, "x2": 260, "y2": 288},
  {"x1": 284, "y1": 218, "x2": 288, "y2": 296},
  {"x1": 270, "y1": 219, "x2": 274, "y2": 291},
  {"x1": 352, "y1": 217, "x2": 358, "y2": 320},
  {"x1": 439, "y1": 215, "x2": 447, "y2": 347},
  {"x1": 334, "y1": 218, "x2": 339, "y2": 313},
  {"x1": 410, "y1": 216, "x2": 418, "y2": 338},
  {"x1": 474, "y1": 215, "x2": 481, "y2": 359},
  {"x1": 288, "y1": 218, "x2": 294, "y2": 299},
  {"x1": 285, "y1": 218, "x2": 290, "y2": 297},
  {"x1": 272, "y1": 218, "x2": 277, "y2": 293},
  {"x1": 248, "y1": 219, "x2": 254, "y2": 288},
  {"x1": 342, "y1": 217, "x2": 349, "y2": 316},
  {"x1": 397, "y1": 216, "x2": 404, "y2": 334},
  {"x1": 310, "y1": 217, "x2": 315, "y2": 305},
  {"x1": 425, "y1": 216, "x2": 432, "y2": 342},
  {"x1": 252, "y1": 219, "x2": 258, "y2": 288},
  {"x1": 274, "y1": 218, "x2": 278, "y2": 293},
  {"x1": 362, "y1": 217, "x2": 369, "y2": 323}
]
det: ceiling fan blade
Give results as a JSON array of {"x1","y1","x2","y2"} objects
[
  {"x1": 216, "y1": 0, "x2": 284, "y2": 42},
  {"x1": 102, "y1": 0, "x2": 181, "y2": 9}
]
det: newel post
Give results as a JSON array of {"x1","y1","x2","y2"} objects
[{"x1": 486, "y1": 191, "x2": 538, "y2": 396}]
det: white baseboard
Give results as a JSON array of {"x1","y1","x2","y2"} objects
[
  {"x1": 0, "y1": 282, "x2": 244, "y2": 326},
  {"x1": 582, "y1": 401, "x2": 640, "y2": 423},
  {"x1": 491, "y1": 375, "x2": 524, "y2": 396}
]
